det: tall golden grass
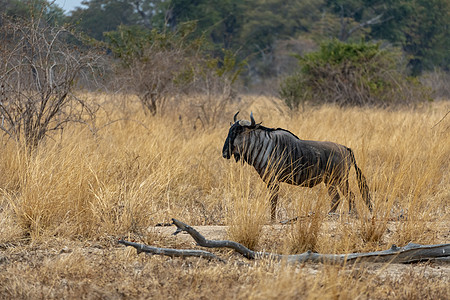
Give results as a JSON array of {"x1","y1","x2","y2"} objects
[
  {"x1": 1, "y1": 95, "x2": 448, "y2": 243},
  {"x1": 0, "y1": 94, "x2": 448, "y2": 298}
]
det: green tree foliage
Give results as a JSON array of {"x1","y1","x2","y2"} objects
[
  {"x1": 166, "y1": 0, "x2": 246, "y2": 52},
  {"x1": 66, "y1": 0, "x2": 324, "y2": 78},
  {"x1": 241, "y1": 0, "x2": 323, "y2": 55},
  {"x1": 323, "y1": 0, "x2": 396, "y2": 41},
  {"x1": 7, "y1": 0, "x2": 446, "y2": 88},
  {"x1": 67, "y1": 0, "x2": 152, "y2": 40},
  {"x1": 236, "y1": 0, "x2": 324, "y2": 78},
  {"x1": 279, "y1": 39, "x2": 429, "y2": 109},
  {"x1": 396, "y1": 0, "x2": 449, "y2": 75},
  {"x1": 325, "y1": 0, "x2": 450, "y2": 74},
  {"x1": 0, "y1": 0, "x2": 65, "y2": 24}
]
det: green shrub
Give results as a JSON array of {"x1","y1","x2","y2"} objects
[{"x1": 279, "y1": 39, "x2": 430, "y2": 109}]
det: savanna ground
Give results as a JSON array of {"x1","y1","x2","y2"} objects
[{"x1": 0, "y1": 94, "x2": 449, "y2": 299}]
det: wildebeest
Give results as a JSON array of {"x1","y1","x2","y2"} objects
[{"x1": 222, "y1": 112, "x2": 373, "y2": 221}]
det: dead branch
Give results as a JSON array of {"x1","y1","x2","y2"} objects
[
  {"x1": 119, "y1": 218, "x2": 450, "y2": 265},
  {"x1": 346, "y1": 13, "x2": 389, "y2": 39},
  {"x1": 284, "y1": 243, "x2": 450, "y2": 264},
  {"x1": 118, "y1": 240, "x2": 226, "y2": 263},
  {"x1": 171, "y1": 218, "x2": 275, "y2": 260}
]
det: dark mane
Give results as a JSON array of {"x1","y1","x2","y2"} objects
[{"x1": 254, "y1": 125, "x2": 301, "y2": 140}]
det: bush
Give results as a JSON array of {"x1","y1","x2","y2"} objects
[
  {"x1": 279, "y1": 39, "x2": 430, "y2": 109},
  {"x1": 420, "y1": 69, "x2": 450, "y2": 100},
  {"x1": 0, "y1": 14, "x2": 101, "y2": 151},
  {"x1": 104, "y1": 23, "x2": 244, "y2": 118}
]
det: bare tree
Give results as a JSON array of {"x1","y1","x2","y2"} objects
[
  {"x1": 105, "y1": 25, "x2": 189, "y2": 116},
  {"x1": 107, "y1": 24, "x2": 242, "y2": 121},
  {"x1": 128, "y1": 48, "x2": 181, "y2": 116},
  {"x1": 0, "y1": 13, "x2": 101, "y2": 150}
]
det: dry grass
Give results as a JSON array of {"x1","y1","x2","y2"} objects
[{"x1": 0, "y1": 94, "x2": 448, "y2": 299}]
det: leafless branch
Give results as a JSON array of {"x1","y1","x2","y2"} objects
[
  {"x1": 347, "y1": 13, "x2": 387, "y2": 38},
  {"x1": 120, "y1": 218, "x2": 450, "y2": 264}
]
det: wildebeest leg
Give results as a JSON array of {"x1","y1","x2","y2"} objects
[
  {"x1": 267, "y1": 182, "x2": 280, "y2": 221},
  {"x1": 327, "y1": 185, "x2": 341, "y2": 214},
  {"x1": 339, "y1": 180, "x2": 357, "y2": 215}
]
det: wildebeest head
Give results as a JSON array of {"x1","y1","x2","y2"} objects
[{"x1": 222, "y1": 111, "x2": 257, "y2": 162}]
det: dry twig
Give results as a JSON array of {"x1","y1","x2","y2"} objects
[{"x1": 119, "y1": 218, "x2": 450, "y2": 264}]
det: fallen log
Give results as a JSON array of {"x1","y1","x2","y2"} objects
[{"x1": 119, "y1": 218, "x2": 450, "y2": 264}]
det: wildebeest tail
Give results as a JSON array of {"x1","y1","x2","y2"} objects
[{"x1": 348, "y1": 148, "x2": 373, "y2": 212}]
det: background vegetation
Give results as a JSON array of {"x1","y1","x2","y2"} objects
[
  {"x1": 279, "y1": 40, "x2": 429, "y2": 109},
  {"x1": 2, "y1": 0, "x2": 449, "y2": 88}
]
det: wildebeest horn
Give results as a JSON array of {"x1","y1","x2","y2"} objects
[
  {"x1": 233, "y1": 111, "x2": 239, "y2": 122},
  {"x1": 250, "y1": 112, "x2": 255, "y2": 126}
]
